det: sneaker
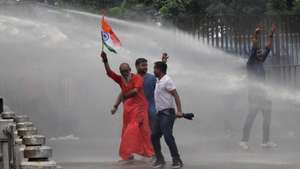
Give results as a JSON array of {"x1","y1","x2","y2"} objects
[
  {"x1": 152, "y1": 159, "x2": 166, "y2": 169},
  {"x1": 151, "y1": 156, "x2": 157, "y2": 164},
  {"x1": 239, "y1": 141, "x2": 249, "y2": 150},
  {"x1": 261, "y1": 142, "x2": 278, "y2": 148},
  {"x1": 171, "y1": 158, "x2": 183, "y2": 169}
]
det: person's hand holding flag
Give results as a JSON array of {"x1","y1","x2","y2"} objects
[{"x1": 101, "y1": 16, "x2": 121, "y2": 53}]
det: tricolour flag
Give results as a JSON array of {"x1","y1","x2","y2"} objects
[{"x1": 101, "y1": 16, "x2": 121, "y2": 53}]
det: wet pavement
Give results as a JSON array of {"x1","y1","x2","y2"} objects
[{"x1": 61, "y1": 160, "x2": 299, "y2": 169}]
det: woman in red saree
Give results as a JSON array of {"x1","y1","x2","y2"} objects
[{"x1": 100, "y1": 52, "x2": 154, "y2": 160}]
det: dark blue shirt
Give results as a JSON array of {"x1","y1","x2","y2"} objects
[
  {"x1": 247, "y1": 46, "x2": 270, "y2": 81},
  {"x1": 143, "y1": 73, "x2": 156, "y2": 115}
]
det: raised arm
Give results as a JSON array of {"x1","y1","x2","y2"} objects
[
  {"x1": 266, "y1": 23, "x2": 276, "y2": 49},
  {"x1": 100, "y1": 51, "x2": 122, "y2": 84},
  {"x1": 100, "y1": 51, "x2": 111, "y2": 73},
  {"x1": 247, "y1": 26, "x2": 262, "y2": 66},
  {"x1": 260, "y1": 24, "x2": 277, "y2": 63},
  {"x1": 252, "y1": 26, "x2": 262, "y2": 48}
]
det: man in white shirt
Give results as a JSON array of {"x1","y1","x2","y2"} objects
[{"x1": 151, "y1": 61, "x2": 184, "y2": 169}]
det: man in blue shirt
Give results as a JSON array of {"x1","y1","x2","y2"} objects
[
  {"x1": 133, "y1": 58, "x2": 158, "y2": 131},
  {"x1": 111, "y1": 54, "x2": 168, "y2": 131}
]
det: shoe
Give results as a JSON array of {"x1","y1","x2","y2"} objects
[
  {"x1": 128, "y1": 155, "x2": 134, "y2": 160},
  {"x1": 239, "y1": 141, "x2": 249, "y2": 150},
  {"x1": 118, "y1": 155, "x2": 134, "y2": 164},
  {"x1": 151, "y1": 156, "x2": 157, "y2": 164},
  {"x1": 171, "y1": 158, "x2": 183, "y2": 169},
  {"x1": 261, "y1": 142, "x2": 277, "y2": 148},
  {"x1": 152, "y1": 159, "x2": 166, "y2": 168}
]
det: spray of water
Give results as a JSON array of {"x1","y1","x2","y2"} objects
[{"x1": 0, "y1": 3, "x2": 300, "y2": 165}]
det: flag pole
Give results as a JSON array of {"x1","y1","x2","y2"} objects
[
  {"x1": 101, "y1": 32, "x2": 104, "y2": 52},
  {"x1": 100, "y1": 10, "x2": 106, "y2": 52}
]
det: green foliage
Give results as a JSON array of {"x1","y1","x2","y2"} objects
[
  {"x1": 266, "y1": 0, "x2": 289, "y2": 15},
  {"x1": 292, "y1": 0, "x2": 300, "y2": 14},
  {"x1": 108, "y1": 7, "x2": 124, "y2": 16},
  {"x1": 59, "y1": 0, "x2": 299, "y2": 18},
  {"x1": 158, "y1": 0, "x2": 191, "y2": 18}
]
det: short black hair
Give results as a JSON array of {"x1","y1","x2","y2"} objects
[
  {"x1": 154, "y1": 61, "x2": 167, "y2": 74},
  {"x1": 135, "y1": 58, "x2": 147, "y2": 66}
]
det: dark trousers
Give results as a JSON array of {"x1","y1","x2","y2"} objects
[
  {"x1": 149, "y1": 112, "x2": 157, "y2": 132},
  {"x1": 242, "y1": 95, "x2": 272, "y2": 143},
  {"x1": 151, "y1": 108, "x2": 180, "y2": 161}
]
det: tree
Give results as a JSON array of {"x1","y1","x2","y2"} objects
[
  {"x1": 292, "y1": 0, "x2": 300, "y2": 14},
  {"x1": 156, "y1": 0, "x2": 192, "y2": 18},
  {"x1": 266, "y1": 0, "x2": 289, "y2": 15}
]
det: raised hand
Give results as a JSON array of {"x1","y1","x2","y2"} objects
[
  {"x1": 100, "y1": 51, "x2": 108, "y2": 63},
  {"x1": 271, "y1": 23, "x2": 277, "y2": 33},
  {"x1": 162, "y1": 52, "x2": 169, "y2": 63},
  {"x1": 255, "y1": 25, "x2": 263, "y2": 34}
]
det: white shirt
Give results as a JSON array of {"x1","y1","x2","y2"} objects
[{"x1": 154, "y1": 74, "x2": 176, "y2": 112}]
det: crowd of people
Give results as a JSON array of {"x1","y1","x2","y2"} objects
[{"x1": 99, "y1": 24, "x2": 278, "y2": 169}]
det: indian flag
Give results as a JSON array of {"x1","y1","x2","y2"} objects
[{"x1": 101, "y1": 16, "x2": 121, "y2": 54}]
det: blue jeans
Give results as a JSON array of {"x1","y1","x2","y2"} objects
[{"x1": 151, "y1": 108, "x2": 180, "y2": 161}]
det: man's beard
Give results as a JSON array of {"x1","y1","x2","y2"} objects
[{"x1": 138, "y1": 70, "x2": 147, "y2": 75}]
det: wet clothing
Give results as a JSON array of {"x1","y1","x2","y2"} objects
[
  {"x1": 144, "y1": 73, "x2": 156, "y2": 115},
  {"x1": 242, "y1": 85, "x2": 272, "y2": 143},
  {"x1": 242, "y1": 45, "x2": 272, "y2": 143},
  {"x1": 152, "y1": 75, "x2": 181, "y2": 161},
  {"x1": 247, "y1": 46, "x2": 271, "y2": 81},
  {"x1": 242, "y1": 96, "x2": 271, "y2": 143},
  {"x1": 106, "y1": 70, "x2": 154, "y2": 160},
  {"x1": 143, "y1": 73, "x2": 157, "y2": 130},
  {"x1": 154, "y1": 75, "x2": 176, "y2": 112},
  {"x1": 152, "y1": 108, "x2": 180, "y2": 161}
]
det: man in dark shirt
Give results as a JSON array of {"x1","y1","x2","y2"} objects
[{"x1": 240, "y1": 24, "x2": 277, "y2": 150}]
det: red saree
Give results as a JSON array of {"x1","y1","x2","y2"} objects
[{"x1": 106, "y1": 70, "x2": 154, "y2": 160}]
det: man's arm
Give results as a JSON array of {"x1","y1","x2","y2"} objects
[
  {"x1": 123, "y1": 75, "x2": 143, "y2": 99},
  {"x1": 247, "y1": 26, "x2": 261, "y2": 66},
  {"x1": 100, "y1": 51, "x2": 122, "y2": 83},
  {"x1": 261, "y1": 24, "x2": 277, "y2": 62},
  {"x1": 266, "y1": 23, "x2": 276, "y2": 49},
  {"x1": 123, "y1": 88, "x2": 138, "y2": 99},
  {"x1": 111, "y1": 92, "x2": 123, "y2": 115},
  {"x1": 100, "y1": 51, "x2": 111, "y2": 73},
  {"x1": 252, "y1": 26, "x2": 261, "y2": 48},
  {"x1": 169, "y1": 89, "x2": 183, "y2": 117}
]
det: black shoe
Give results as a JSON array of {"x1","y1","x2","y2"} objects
[
  {"x1": 152, "y1": 159, "x2": 166, "y2": 168},
  {"x1": 171, "y1": 158, "x2": 183, "y2": 169}
]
